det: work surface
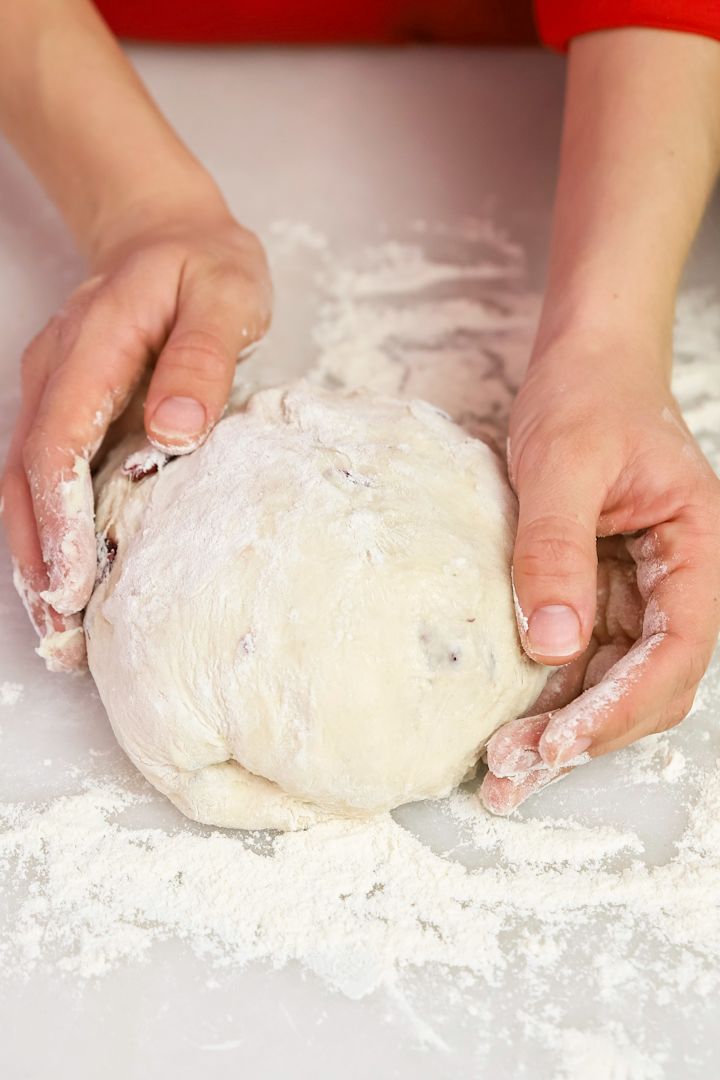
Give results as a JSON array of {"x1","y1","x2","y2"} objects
[{"x1": 1, "y1": 47, "x2": 720, "y2": 1080}]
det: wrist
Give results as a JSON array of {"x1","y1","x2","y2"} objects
[
  {"x1": 531, "y1": 267, "x2": 675, "y2": 382},
  {"x1": 537, "y1": 276, "x2": 673, "y2": 348},
  {"x1": 533, "y1": 29, "x2": 720, "y2": 388},
  {"x1": 528, "y1": 313, "x2": 673, "y2": 390}
]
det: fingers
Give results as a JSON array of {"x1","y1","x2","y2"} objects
[
  {"x1": 144, "y1": 268, "x2": 271, "y2": 454},
  {"x1": 4, "y1": 227, "x2": 273, "y2": 656},
  {"x1": 4, "y1": 473, "x2": 85, "y2": 672},
  {"x1": 530, "y1": 643, "x2": 599, "y2": 714},
  {"x1": 27, "y1": 451, "x2": 96, "y2": 617},
  {"x1": 582, "y1": 642, "x2": 628, "y2": 691},
  {"x1": 2, "y1": 368, "x2": 86, "y2": 670},
  {"x1": 481, "y1": 710, "x2": 588, "y2": 815},
  {"x1": 480, "y1": 764, "x2": 570, "y2": 816},
  {"x1": 485, "y1": 715, "x2": 549, "y2": 778},
  {"x1": 594, "y1": 557, "x2": 643, "y2": 643},
  {"x1": 12, "y1": 560, "x2": 86, "y2": 673},
  {"x1": 512, "y1": 447, "x2": 606, "y2": 665},
  {"x1": 20, "y1": 297, "x2": 148, "y2": 616},
  {"x1": 483, "y1": 704, "x2": 585, "y2": 766},
  {"x1": 538, "y1": 510, "x2": 720, "y2": 764}
]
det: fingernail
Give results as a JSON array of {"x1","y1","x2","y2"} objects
[
  {"x1": 150, "y1": 397, "x2": 206, "y2": 440},
  {"x1": 527, "y1": 604, "x2": 582, "y2": 659},
  {"x1": 552, "y1": 735, "x2": 593, "y2": 765}
]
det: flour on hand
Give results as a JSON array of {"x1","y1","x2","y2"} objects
[{"x1": 84, "y1": 382, "x2": 547, "y2": 830}]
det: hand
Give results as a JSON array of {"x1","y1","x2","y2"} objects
[
  {"x1": 2, "y1": 202, "x2": 272, "y2": 671},
  {"x1": 481, "y1": 336, "x2": 720, "y2": 814}
]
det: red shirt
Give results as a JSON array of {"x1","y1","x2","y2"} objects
[
  {"x1": 538, "y1": 0, "x2": 720, "y2": 48},
  {"x1": 93, "y1": 1, "x2": 720, "y2": 48}
]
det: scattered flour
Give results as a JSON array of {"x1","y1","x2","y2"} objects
[
  {"x1": 2, "y1": 223, "x2": 720, "y2": 1077},
  {"x1": 0, "y1": 681, "x2": 23, "y2": 706},
  {"x1": 547, "y1": 1022, "x2": 667, "y2": 1080},
  {"x1": 1, "y1": 764, "x2": 720, "y2": 992},
  {"x1": 319, "y1": 239, "x2": 521, "y2": 298},
  {"x1": 620, "y1": 734, "x2": 687, "y2": 786},
  {"x1": 445, "y1": 789, "x2": 645, "y2": 864}
]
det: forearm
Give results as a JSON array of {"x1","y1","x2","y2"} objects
[
  {"x1": 0, "y1": 0, "x2": 224, "y2": 266},
  {"x1": 536, "y1": 28, "x2": 720, "y2": 367}
]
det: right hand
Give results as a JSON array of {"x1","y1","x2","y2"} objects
[
  {"x1": 1, "y1": 202, "x2": 272, "y2": 671},
  {"x1": 481, "y1": 542, "x2": 645, "y2": 813},
  {"x1": 479, "y1": 332, "x2": 720, "y2": 814}
]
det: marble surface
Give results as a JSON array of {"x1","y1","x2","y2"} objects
[{"x1": 1, "y1": 46, "x2": 719, "y2": 1079}]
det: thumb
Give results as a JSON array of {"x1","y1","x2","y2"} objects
[
  {"x1": 512, "y1": 453, "x2": 602, "y2": 664},
  {"x1": 145, "y1": 270, "x2": 270, "y2": 455}
]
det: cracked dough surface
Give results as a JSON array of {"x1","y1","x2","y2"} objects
[{"x1": 85, "y1": 382, "x2": 548, "y2": 830}]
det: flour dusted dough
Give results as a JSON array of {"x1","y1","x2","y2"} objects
[{"x1": 85, "y1": 382, "x2": 548, "y2": 830}]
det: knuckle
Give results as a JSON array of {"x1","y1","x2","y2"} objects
[
  {"x1": 20, "y1": 327, "x2": 53, "y2": 385},
  {"x1": 21, "y1": 429, "x2": 46, "y2": 473},
  {"x1": 160, "y1": 328, "x2": 231, "y2": 383},
  {"x1": 20, "y1": 335, "x2": 43, "y2": 371},
  {"x1": 515, "y1": 516, "x2": 593, "y2": 578},
  {"x1": 237, "y1": 225, "x2": 266, "y2": 259},
  {"x1": 212, "y1": 268, "x2": 256, "y2": 309},
  {"x1": 1, "y1": 459, "x2": 24, "y2": 503},
  {"x1": 225, "y1": 223, "x2": 269, "y2": 270},
  {"x1": 213, "y1": 266, "x2": 273, "y2": 334},
  {"x1": 513, "y1": 415, "x2": 587, "y2": 476},
  {"x1": 45, "y1": 308, "x2": 82, "y2": 352},
  {"x1": 22, "y1": 315, "x2": 76, "y2": 386}
]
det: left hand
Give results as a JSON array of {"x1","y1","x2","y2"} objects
[
  {"x1": 481, "y1": 336, "x2": 720, "y2": 814},
  {"x1": 1, "y1": 204, "x2": 271, "y2": 672}
]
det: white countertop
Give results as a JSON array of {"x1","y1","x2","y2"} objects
[{"x1": 1, "y1": 46, "x2": 719, "y2": 1079}]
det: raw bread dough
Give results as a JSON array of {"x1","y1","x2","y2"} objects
[{"x1": 85, "y1": 382, "x2": 548, "y2": 830}]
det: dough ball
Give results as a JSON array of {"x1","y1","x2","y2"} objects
[{"x1": 85, "y1": 382, "x2": 548, "y2": 830}]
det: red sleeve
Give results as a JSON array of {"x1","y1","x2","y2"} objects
[
  {"x1": 94, "y1": 1, "x2": 537, "y2": 46},
  {"x1": 535, "y1": 0, "x2": 720, "y2": 51}
]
